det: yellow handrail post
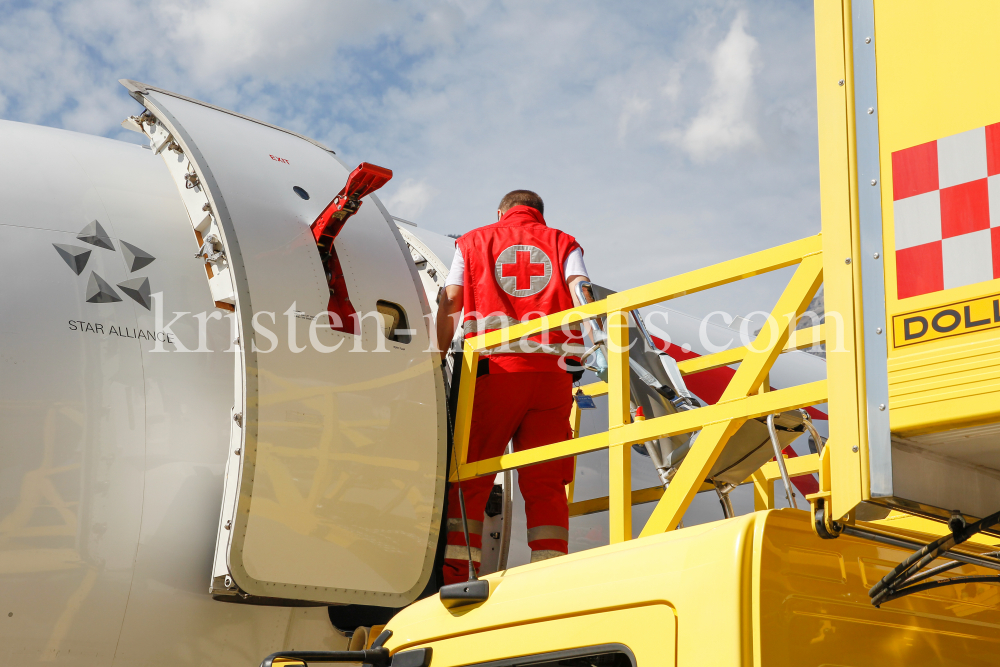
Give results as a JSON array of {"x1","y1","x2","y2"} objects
[
  {"x1": 606, "y1": 309, "x2": 632, "y2": 427},
  {"x1": 607, "y1": 309, "x2": 632, "y2": 543},
  {"x1": 452, "y1": 340, "x2": 481, "y2": 470},
  {"x1": 566, "y1": 400, "x2": 583, "y2": 503},
  {"x1": 751, "y1": 470, "x2": 775, "y2": 511}
]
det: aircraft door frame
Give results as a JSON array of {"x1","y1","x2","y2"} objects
[{"x1": 121, "y1": 80, "x2": 447, "y2": 606}]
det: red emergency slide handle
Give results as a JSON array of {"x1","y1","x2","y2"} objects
[{"x1": 311, "y1": 162, "x2": 393, "y2": 245}]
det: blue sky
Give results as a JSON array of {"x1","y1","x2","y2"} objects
[{"x1": 0, "y1": 0, "x2": 820, "y2": 320}]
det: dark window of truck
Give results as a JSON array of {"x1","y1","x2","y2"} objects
[{"x1": 463, "y1": 645, "x2": 636, "y2": 667}]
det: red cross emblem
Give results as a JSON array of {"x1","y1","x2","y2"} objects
[
  {"x1": 494, "y1": 245, "x2": 552, "y2": 296},
  {"x1": 502, "y1": 250, "x2": 546, "y2": 290}
]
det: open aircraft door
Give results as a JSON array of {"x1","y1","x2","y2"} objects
[
  {"x1": 120, "y1": 80, "x2": 447, "y2": 606},
  {"x1": 815, "y1": 1, "x2": 1000, "y2": 528}
]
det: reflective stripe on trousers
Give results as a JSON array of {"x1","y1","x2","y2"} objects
[
  {"x1": 530, "y1": 549, "x2": 564, "y2": 563},
  {"x1": 444, "y1": 544, "x2": 482, "y2": 564},
  {"x1": 445, "y1": 517, "x2": 483, "y2": 567}
]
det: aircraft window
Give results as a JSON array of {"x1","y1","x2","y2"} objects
[
  {"x1": 376, "y1": 300, "x2": 412, "y2": 344},
  {"x1": 293, "y1": 185, "x2": 310, "y2": 200},
  {"x1": 462, "y1": 646, "x2": 636, "y2": 667}
]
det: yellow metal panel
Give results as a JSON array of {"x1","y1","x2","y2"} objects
[
  {"x1": 889, "y1": 336, "x2": 1000, "y2": 433},
  {"x1": 874, "y1": 0, "x2": 1000, "y2": 436},
  {"x1": 754, "y1": 511, "x2": 1000, "y2": 665},
  {"x1": 814, "y1": 0, "x2": 866, "y2": 521}
]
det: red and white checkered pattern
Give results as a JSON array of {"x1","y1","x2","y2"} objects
[{"x1": 892, "y1": 122, "x2": 1000, "y2": 299}]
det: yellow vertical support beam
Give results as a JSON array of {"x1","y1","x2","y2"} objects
[
  {"x1": 814, "y1": 0, "x2": 866, "y2": 520},
  {"x1": 751, "y1": 470, "x2": 775, "y2": 510},
  {"x1": 452, "y1": 342, "x2": 481, "y2": 469},
  {"x1": 569, "y1": 400, "x2": 582, "y2": 439},
  {"x1": 607, "y1": 309, "x2": 632, "y2": 542},
  {"x1": 606, "y1": 310, "x2": 631, "y2": 428},
  {"x1": 566, "y1": 401, "x2": 582, "y2": 502},
  {"x1": 566, "y1": 460, "x2": 576, "y2": 503},
  {"x1": 608, "y1": 443, "x2": 632, "y2": 543}
]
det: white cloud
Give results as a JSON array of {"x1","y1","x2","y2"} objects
[
  {"x1": 0, "y1": 0, "x2": 820, "y2": 322},
  {"x1": 617, "y1": 95, "x2": 651, "y2": 140},
  {"x1": 678, "y1": 11, "x2": 761, "y2": 161},
  {"x1": 383, "y1": 179, "x2": 437, "y2": 221}
]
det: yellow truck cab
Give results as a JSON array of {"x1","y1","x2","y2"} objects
[{"x1": 380, "y1": 511, "x2": 1000, "y2": 666}]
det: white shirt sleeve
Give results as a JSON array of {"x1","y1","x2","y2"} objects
[
  {"x1": 444, "y1": 247, "x2": 465, "y2": 287},
  {"x1": 444, "y1": 246, "x2": 586, "y2": 288},
  {"x1": 564, "y1": 247, "x2": 588, "y2": 279}
]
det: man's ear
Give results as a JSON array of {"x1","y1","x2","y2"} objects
[{"x1": 497, "y1": 209, "x2": 503, "y2": 222}]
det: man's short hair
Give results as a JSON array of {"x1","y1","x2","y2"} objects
[{"x1": 498, "y1": 190, "x2": 544, "y2": 215}]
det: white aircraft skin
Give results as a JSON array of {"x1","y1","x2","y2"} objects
[
  {"x1": 0, "y1": 117, "x2": 363, "y2": 665},
  {"x1": 0, "y1": 82, "x2": 454, "y2": 662},
  {"x1": 0, "y1": 82, "x2": 827, "y2": 665}
]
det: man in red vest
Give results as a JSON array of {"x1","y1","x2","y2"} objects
[{"x1": 436, "y1": 189, "x2": 589, "y2": 585}]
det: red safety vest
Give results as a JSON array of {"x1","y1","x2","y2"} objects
[{"x1": 457, "y1": 205, "x2": 584, "y2": 373}]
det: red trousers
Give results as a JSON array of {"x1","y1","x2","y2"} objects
[{"x1": 443, "y1": 372, "x2": 574, "y2": 585}]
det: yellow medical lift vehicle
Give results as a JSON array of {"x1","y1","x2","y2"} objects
[{"x1": 262, "y1": 1, "x2": 1000, "y2": 664}]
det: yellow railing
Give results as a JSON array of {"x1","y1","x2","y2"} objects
[{"x1": 451, "y1": 234, "x2": 827, "y2": 541}]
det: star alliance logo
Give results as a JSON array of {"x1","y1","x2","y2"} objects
[{"x1": 53, "y1": 220, "x2": 157, "y2": 310}]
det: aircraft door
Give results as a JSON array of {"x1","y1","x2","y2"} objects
[{"x1": 121, "y1": 81, "x2": 447, "y2": 606}]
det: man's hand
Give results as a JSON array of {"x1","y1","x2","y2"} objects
[{"x1": 436, "y1": 285, "x2": 464, "y2": 360}]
